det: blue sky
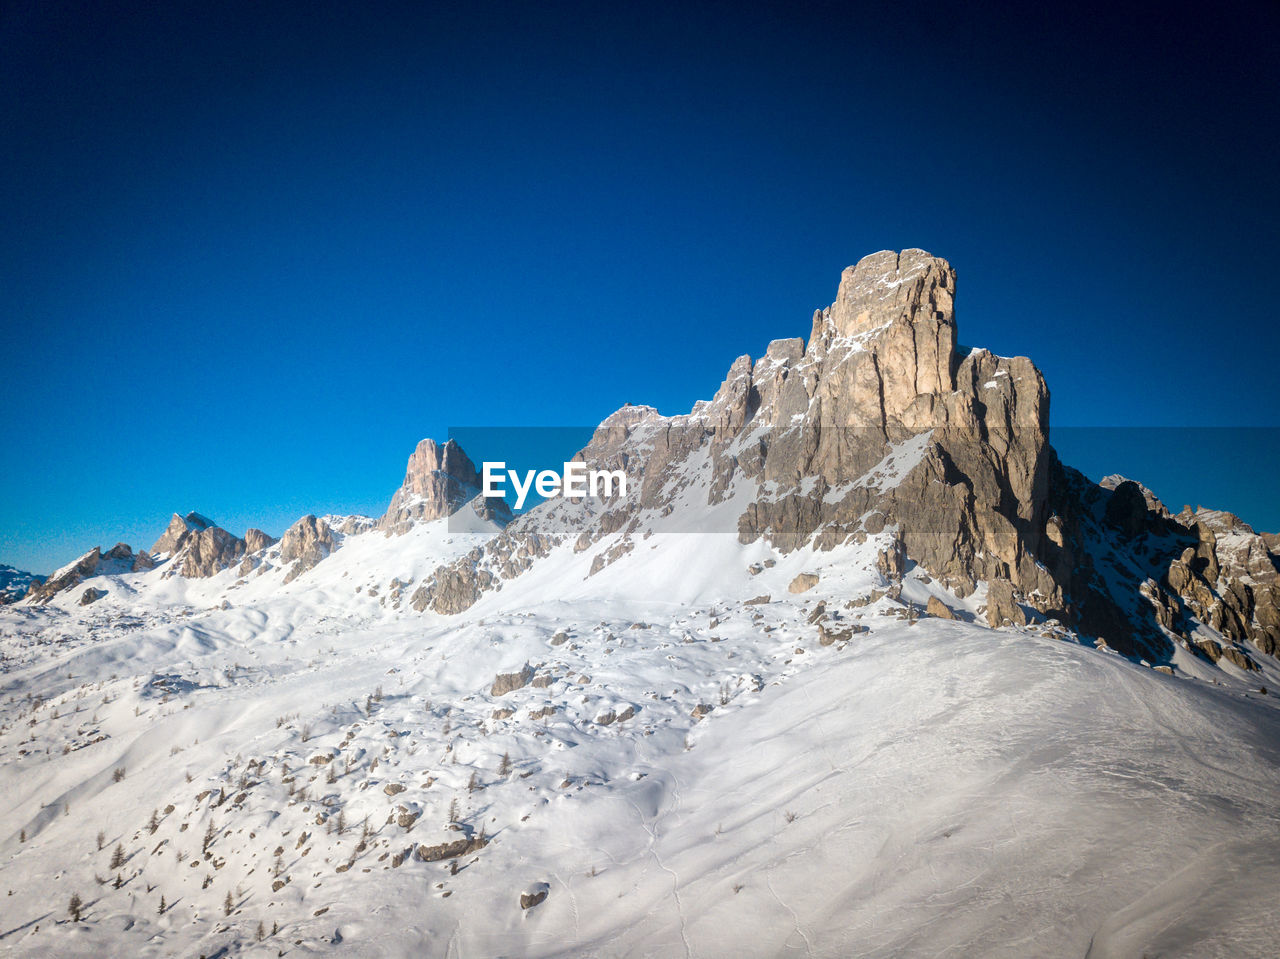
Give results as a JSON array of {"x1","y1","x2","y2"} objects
[{"x1": 2, "y1": 1, "x2": 1278, "y2": 573}]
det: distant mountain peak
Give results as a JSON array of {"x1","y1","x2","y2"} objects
[
  {"x1": 0, "y1": 564, "x2": 43, "y2": 605},
  {"x1": 379, "y1": 437, "x2": 511, "y2": 534}
]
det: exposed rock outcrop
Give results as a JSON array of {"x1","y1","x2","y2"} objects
[
  {"x1": 985, "y1": 579, "x2": 1026, "y2": 628},
  {"x1": 417, "y1": 834, "x2": 489, "y2": 862},
  {"x1": 151, "y1": 512, "x2": 215, "y2": 556},
  {"x1": 27, "y1": 543, "x2": 140, "y2": 603},
  {"x1": 788, "y1": 573, "x2": 819, "y2": 594},
  {"x1": 244, "y1": 528, "x2": 277, "y2": 553},
  {"x1": 926, "y1": 596, "x2": 956, "y2": 620},
  {"x1": 379, "y1": 438, "x2": 512, "y2": 534},
  {"x1": 280, "y1": 515, "x2": 335, "y2": 584},
  {"x1": 397, "y1": 250, "x2": 1280, "y2": 672},
  {"x1": 149, "y1": 512, "x2": 250, "y2": 579},
  {"x1": 490, "y1": 664, "x2": 535, "y2": 697},
  {"x1": 179, "y1": 526, "x2": 246, "y2": 578},
  {"x1": 520, "y1": 882, "x2": 550, "y2": 909}
]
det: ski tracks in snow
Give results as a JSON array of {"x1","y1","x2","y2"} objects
[{"x1": 625, "y1": 738, "x2": 693, "y2": 959}]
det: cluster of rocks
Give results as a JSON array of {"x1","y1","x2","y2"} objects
[{"x1": 1136, "y1": 502, "x2": 1278, "y2": 667}]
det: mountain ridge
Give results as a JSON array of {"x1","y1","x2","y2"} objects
[{"x1": 3, "y1": 251, "x2": 1278, "y2": 957}]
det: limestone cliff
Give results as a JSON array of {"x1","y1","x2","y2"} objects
[{"x1": 408, "y1": 250, "x2": 1278, "y2": 671}]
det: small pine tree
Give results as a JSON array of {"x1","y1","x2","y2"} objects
[
  {"x1": 273, "y1": 852, "x2": 284, "y2": 877},
  {"x1": 256, "y1": 920, "x2": 265, "y2": 941},
  {"x1": 114, "y1": 873, "x2": 123, "y2": 889},
  {"x1": 148, "y1": 809, "x2": 160, "y2": 834},
  {"x1": 447, "y1": 797, "x2": 459, "y2": 825},
  {"x1": 272, "y1": 920, "x2": 278, "y2": 936},
  {"x1": 68, "y1": 892, "x2": 82, "y2": 922},
  {"x1": 112, "y1": 766, "x2": 125, "y2": 783},
  {"x1": 336, "y1": 809, "x2": 346, "y2": 835},
  {"x1": 96, "y1": 829, "x2": 105, "y2": 851},
  {"x1": 158, "y1": 894, "x2": 166, "y2": 915},
  {"x1": 19, "y1": 829, "x2": 25, "y2": 843},
  {"x1": 223, "y1": 891, "x2": 233, "y2": 916},
  {"x1": 110, "y1": 843, "x2": 125, "y2": 870},
  {"x1": 499, "y1": 751, "x2": 512, "y2": 776},
  {"x1": 203, "y1": 821, "x2": 216, "y2": 854}
]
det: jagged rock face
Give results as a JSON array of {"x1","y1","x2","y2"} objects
[
  {"x1": 280, "y1": 515, "x2": 335, "y2": 584},
  {"x1": 148, "y1": 512, "x2": 249, "y2": 579},
  {"x1": 151, "y1": 512, "x2": 216, "y2": 556},
  {"x1": 1161, "y1": 507, "x2": 1280, "y2": 660},
  {"x1": 402, "y1": 249, "x2": 1280, "y2": 671},
  {"x1": 1041, "y1": 467, "x2": 1279, "y2": 662},
  {"x1": 714, "y1": 250, "x2": 1052, "y2": 601},
  {"x1": 985, "y1": 579, "x2": 1026, "y2": 628},
  {"x1": 179, "y1": 526, "x2": 246, "y2": 578},
  {"x1": 379, "y1": 438, "x2": 509, "y2": 534},
  {"x1": 413, "y1": 250, "x2": 1055, "y2": 616},
  {"x1": 244, "y1": 529, "x2": 277, "y2": 554}
]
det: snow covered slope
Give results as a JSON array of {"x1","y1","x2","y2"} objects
[
  {"x1": 0, "y1": 565, "x2": 42, "y2": 605},
  {"x1": 2, "y1": 525, "x2": 1279, "y2": 957},
  {"x1": 3, "y1": 249, "x2": 1279, "y2": 957}
]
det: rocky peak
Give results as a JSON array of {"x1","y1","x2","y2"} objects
[
  {"x1": 280, "y1": 514, "x2": 335, "y2": 584},
  {"x1": 413, "y1": 250, "x2": 1054, "y2": 615},
  {"x1": 379, "y1": 438, "x2": 510, "y2": 534},
  {"x1": 826, "y1": 248, "x2": 956, "y2": 340},
  {"x1": 151, "y1": 512, "x2": 215, "y2": 556},
  {"x1": 404, "y1": 249, "x2": 1280, "y2": 674},
  {"x1": 150, "y1": 512, "x2": 250, "y2": 578},
  {"x1": 244, "y1": 528, "x2": 278, "y2": 554}
]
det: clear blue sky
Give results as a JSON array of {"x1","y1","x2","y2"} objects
[{"x1": 3, "y1": 0, "x2": 1278, "y2": 574}]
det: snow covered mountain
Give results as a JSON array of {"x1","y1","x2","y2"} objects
[
  {"x1": 0, "y1": 565, "x2": 42, "y2": 605},
  {"x1": 2, "y1": 251, "x2": 1278, "y2": 958}
]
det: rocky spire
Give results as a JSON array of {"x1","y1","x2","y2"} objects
[
  {"x1": 280, "y1": 514, "x2": 335, "y2": 584},
  {"x1": 151, "y1": 512, "x2": 215, "y2": 556},
  {"x1": 379, "y1": 438, "x2": 506, "y2": 533}
]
